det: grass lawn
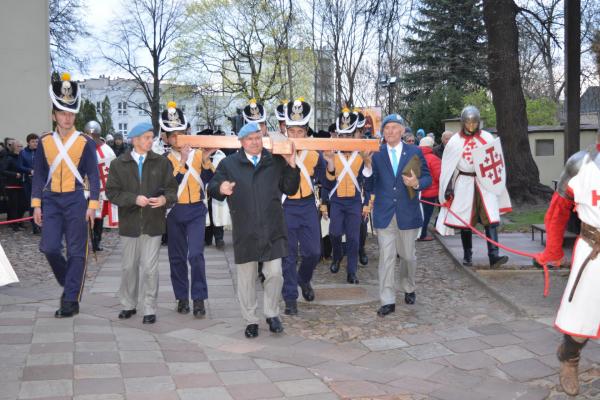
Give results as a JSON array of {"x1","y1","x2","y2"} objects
[{"x1": 500, "y1": 207, "x2": 548, "y2": 233}]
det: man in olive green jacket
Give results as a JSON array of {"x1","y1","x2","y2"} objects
[{"x1": 106, "y1": 122, "x2": 178, "y2": 324}]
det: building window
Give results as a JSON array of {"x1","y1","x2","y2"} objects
[
  {"x1": 535, "y1": 139, "x2": 554, "y2": 156},
  {"x1": 118, "y1": 102, "x2": 128, "y2": 115},
  {"x1": 118, "y1": 123, "x2": 128, "y2": 136},
  {"x1": 138, "y1": 102, "x2": 148, "y2": 116}
]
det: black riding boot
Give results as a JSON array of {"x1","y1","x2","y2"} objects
[
  {"x1": 92, "y1": 218, "x2": 104, "y2": 251},
  {"x1": 460, "y1": 230, "x2": 472, "y2": 266},
  {"x1": 485, "y1": 224, "x2": 508, "y2": 268}
]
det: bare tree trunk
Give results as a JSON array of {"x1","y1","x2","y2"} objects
[
  {"x1": 483, "y1": 0, "x2": 552, "y2": 203},
  {"x1": 285, "y1": 0, "x2": 294, "y2": 100}
]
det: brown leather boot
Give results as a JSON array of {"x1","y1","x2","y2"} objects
[
  {"x1": 557, "y1": 335, "x2": 587, "y2": 396},
  {"x1": 558, "y1": 351, "x2": 580, "y2": 396}
]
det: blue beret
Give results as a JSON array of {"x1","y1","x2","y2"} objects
[
  {"x1": 381, "y1": 114, "x2": 405, "y2": 131},
  {"x1": 238, "y1": 122, "x2": 261, "y2": 139},
  {"x1": 128, "y1": 122, "x2": 154, "y2": 138}
]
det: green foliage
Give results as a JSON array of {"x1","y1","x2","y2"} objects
[
  {"x1": 453, "y1": 90, "x2": 558, "y2": 129},
  {"x1": 75, "y1": 99, "x2": 98, "y2": 132},
  {"x1": 99, "y1": 96, "x2": 115, "y2": 136},
  {"x1": 403, "y1": 0, "x2": 487, "y2": 97},
  {"x1": 408, "y1": 87, "x2": 464, "y2": 136},
  {"x1": 526, "y1": 98, "x2": 558, "y2": 126},
  {"x1": 454, "y1": 89, "x2": 496, "y2": 127}
]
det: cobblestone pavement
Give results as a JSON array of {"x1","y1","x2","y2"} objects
[{"x1": 1, "y1": 226, "x2": 599, "y2": 399}]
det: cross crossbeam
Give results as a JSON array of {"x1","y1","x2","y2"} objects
[{"x1": 175, "y1": 132, "x2": 381, "y2": 154}]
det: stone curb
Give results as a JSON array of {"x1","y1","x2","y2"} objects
[{"x1": 434, "y1": 231, "x2": 530, "y2": 317}]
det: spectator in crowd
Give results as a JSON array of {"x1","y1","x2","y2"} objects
[
  {"x1": 416, "y1": 128, "x2": 425, "y2": 145},
  {"x1": 403, "y1": 133, "x2": 416, "y2": 145},
  {"x1": 111, "y1": 133, "x2": 128, "y2": 157},
  {"x1": 433, "y1": 130, "x2": 454, "y2": 159},
  {"x1": 105, "y1": 134, "x2": 114, "y2": 147},
  {"x1": 417, "y1": 136, "x2": 441, "y2": 241},
  {"x1": 1, "y1": 140, "x2": 26, "y2": 231},
  {"x1": 17, "y1": 134, "x2": 40, "y2": 233}
]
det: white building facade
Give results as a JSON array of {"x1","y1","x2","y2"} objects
[{"x1": 79, "y1": 76, "x2": 240, "y2": 137}]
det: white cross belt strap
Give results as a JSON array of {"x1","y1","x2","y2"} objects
[
  {"x1": 329, "y1": 151, "x2": 362, "y2": 201},
  {"x1": 46, "y1": 131, "x2": 85, "y2": 187},
  {"x1": 282, "y1": 150, "x2": 314, "y2": 203},
  {"x1": 177, "y1": 150, "x2": 204, "y2": 200}
]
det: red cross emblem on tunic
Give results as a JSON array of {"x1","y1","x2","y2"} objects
[
  {"x1": 479, "y1": 147, "x2": 504, "y2": 184},
  {"x1": 98, "y1": 162, "x2": 109, "y2": 191},
  {"x1": 592, "y1": 190, "x2": 600, "y2": 206},
  {"x1": 462, "y1": 138, "x2": 477, "y2": 164}
]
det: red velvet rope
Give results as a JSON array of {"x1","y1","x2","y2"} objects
[
  {"x1": 0, "y1": 216, "x2": 34, "y2": 225},
  {"x1": 421, "y1": 198, "x2": 550, "y2": 297}
]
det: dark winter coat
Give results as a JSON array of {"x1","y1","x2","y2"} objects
[
  {"x1": 208, "y1": 149, "x2": 300, "y2": 264},
  {"x1": 106, "y1": 150, "x2": 178, "y2": 237}
]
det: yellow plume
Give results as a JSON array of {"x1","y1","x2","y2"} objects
[
  {"x1": 61, "y1": 72, "x2": 71, "y2": 82},
  {"x1": 296, "y1": 97, "x2": 305, "y2": 102},
  {"x1": 167, "y1": 101, "x2": 177, "y2": 109}
]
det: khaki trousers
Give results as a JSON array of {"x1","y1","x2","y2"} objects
[
  {"x1": 376, "y1": 216, "x2": 419, "y2": 305},
  {"x1": 236, "y1": 259, "x2": 283, "y2": 323},
  {"x1": 119, "y1": 235, "x2": 161, "y2": 315}
]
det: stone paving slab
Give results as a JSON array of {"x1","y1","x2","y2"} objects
[{"x1": 3, "y1": 229, "x2": 600, "y2": 399}]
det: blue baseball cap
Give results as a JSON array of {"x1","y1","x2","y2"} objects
[
  {"x1": 128, "y1": 122, "x2": 154, "y2": 138},
  {"x1": 238, "y1": 122, "x2": 261, "y2": 139},
  {"x1": 381, "y1": 114, "x2": 405, "y2": 131}
]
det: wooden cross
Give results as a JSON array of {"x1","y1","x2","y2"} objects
[{"x1": 175, "y1": 132, "x2": 381, "y2": 154}]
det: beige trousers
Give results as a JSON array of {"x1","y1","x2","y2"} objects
[
  {"x1": 119, "y1": 235, "x2": 161, "y2": 315},
  {"x1": 376, "y1": 216, "x2": 419, "y2": 305},
  {"x1": 236, "y1": 259, "x2": 283, "y2": 323}
]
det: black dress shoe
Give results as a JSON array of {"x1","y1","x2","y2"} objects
[
  {"x1": 284, "y1": 300, "x2": 298, "y2": 315},
  {"x1": 266, "y1": 317, "x2": 284, "y2": 333},
  {"x1": 347, "y1": 273, "x2": 359, "y2": 284},
  {"x1": 490, "y1": 255, "x2": 509, "y2": 269},
  {"x1": 215, "y1": 239, "x2": 225, "y2": 249},
  {"x1": 359, "y1": 251, "x2": 368, "y2": 266},
  {"x1": 245, "y1": 324, "x2": 259, "y2": 338},
  {"x1": 404, "y1": 292, "x2": 416, "y2": 305},
  {"x1": 330, "y1": 260, "x2": 341, "y2": 273},
  {"x1": 177, "y1": 299, "x2": 190, "y2": 314},
  {"x1": 55, "y1": 301, "x2": 79, "y2": 318},
  {"x1": 142, "y1": 314, "x2": 156, "y2": 324},
  {"x1": 377, "y1": 304, "x2": 396, "y2": 317},
  {"x1": 118, "y1": 309, "x2": 136, "y2": 319},
  {"x1": 299, "y1": 283, "x2": 315, "y2": 302},
  {"x1": 193, "y1": 299, "x2": 206, "y2": 318}
]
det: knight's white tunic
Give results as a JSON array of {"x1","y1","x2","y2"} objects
[
  {"x1": 436, "y1": 130, "x2": 511, "y2": 235},
  {"x1": 555, "y1": 157, "x2": 600, "y2": 338}
]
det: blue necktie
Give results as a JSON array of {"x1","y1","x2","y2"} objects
[
  {"x1": 252, "y1": 155, "x2": 258, "y2": 167},
  {"x1": 390, "y1": 148, "x2": 399, "y2": 176},
  {"x1": 138, "y1": 155, "x2": 144, "y2": 180}
]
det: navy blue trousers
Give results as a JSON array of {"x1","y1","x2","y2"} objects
[
  {"x1": 329, "y1": 197, "x2": 362, "y2": 274},
  {"x1": 167, "y1": 202, "x2": 208, "y2": 301},
  {"x1": 420, "y1": 196, "x2": 437, "y2": 239},
  {"x1": 40, "y1": 191, "x2": 88, "y2": 302},
  {"x1": 282, "y1": 198, "x2": 321, "y2": 301}
]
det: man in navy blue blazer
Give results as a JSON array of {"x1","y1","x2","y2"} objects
[{"x1": 363, "y1": 114, "x2": 431, "y2": 317}]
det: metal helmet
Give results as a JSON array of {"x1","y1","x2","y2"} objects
[
  {"x1": 84, "y1": 120, "x2": 102, "y2": 136},
  {"x1": 460, "y1": 106, "x2": 481, "y2": 134}
]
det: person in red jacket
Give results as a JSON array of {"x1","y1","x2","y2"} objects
[{"x1": 418, "y1": 136, "x2": 441, "y2": 241}]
